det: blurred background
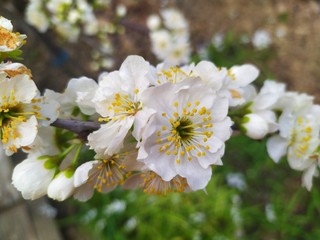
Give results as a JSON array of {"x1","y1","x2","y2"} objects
[{"x1": 1, "y1": 0, "x2": 320, "y2": 239}]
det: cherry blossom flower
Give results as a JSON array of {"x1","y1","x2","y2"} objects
[
  {"x1": 88, "y1": 55, "x2": 153, "y2": 155},
  {"x1": 138, "y1": 78, "x2": 232, "y2": 190},
  {"x1": 0, "y1": 16, "x2": 26, "y2": 52},
  {"x1": 73, "y1": 149, "x2": 139, "y2": 201}
]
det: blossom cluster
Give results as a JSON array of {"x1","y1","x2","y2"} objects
[
  {"x1": 1, "y1": 15, "x2": 320, "y2": 204},
  {"x1": 25, "y1": 0, "x2": 127, "y2": 70},
  {"x1": 147, "y1": 8, "x2": 191, "y2": 65}
]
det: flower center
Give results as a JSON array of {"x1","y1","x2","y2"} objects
[
  {"x1": 157, "y1": 100, "x2": 214, "y2": 164},
  {"x1": 173, "y1": 117, "x2": 194, "y2": 142},
  {"x1": 89, "y1": 154, "x2": 132, "y2": 192},
  {"x1": 289, "y1": 116, "x2": 316, "y2": 158},
  {"x1": 156, "y1": 66, "x2": 192, "y2": 85},
  {"x1": 101, "y1": 92, "x2": 141, "y2": 122},
  {"x1": 0, "y1": 26, "x2": 20, "y2": 50},
  {"x1": 0, "y1": 93, "x2": 42, "y2": 147},
  {"x1": 140, "y1": 171, "x2": 188, "y2": 195}
]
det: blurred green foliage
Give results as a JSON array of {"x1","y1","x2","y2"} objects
[{"x1": 59, "y1": 32, "x2": 320, "y2": 240}]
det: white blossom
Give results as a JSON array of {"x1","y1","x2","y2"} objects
[
  {"x1": 0, "y1": 16, "x2": 27, "y2": 52},
  {"x1": 252, "y1": 29, "x2": 272, "y2": 50},
  {"x1": 88, "y1": 56, "x2": 153, "y2": 155},
  {"x1": 138, "y1": 78, "x2": 232, "y2": 190}
]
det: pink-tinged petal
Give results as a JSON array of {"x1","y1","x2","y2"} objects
[
  {"x1": 266, "y1": 135, "x2": 288, "y2": 163},
  {"x1": 73, "y1": 184, "x2": 95, "y2": 202}
]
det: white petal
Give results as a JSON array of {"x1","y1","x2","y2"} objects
[
  {"x1": 88, "y1": 117, "x2": 134, "y2": 155},
  {"x1": 211, "y1": 96, "x2": 229, "y2": 122},
  {"x1": 176, "y1": 159, "x2": 212, "y2": 190},
  {"x1": 47, "y1": 173, "x2": 75, "y2": 201},
  {"x1": 74, "y1": 160, "x2": 98, "y2": 187},
  {"x1": 132, "y1": 107, "x2": 156, "y2": 141},
  {"x1": 302, "y1": 163, "x2": 318, "y2": 191},
  {"x1": 266, "y1": 135, "x2": 288, "y2": 163},
  {"x1": 12, "y1": 157, "x2": 55, "y2": 200},
  {"x1": 0, "y1": 16, "x2": 13, "y2": 31},
  {"x1": 230, "y1": 64, "x2": 260, "y2": 87}
]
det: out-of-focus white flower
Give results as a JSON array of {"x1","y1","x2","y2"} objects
[
  {"x1": 116, "y1": 4, "x2": 127, "y2": 17},
  {"x1": 212, "y1": 33, "x2": 224, "y2": 51},
  {"x1": 265, "y1": 203, "x2": 276, "y2": 222},
  {"x1": 88, "y1": 56, "x2": 153, "y2": 156},
  {"x1": 25, "y1": 1, "x2": 50, "y2": 33},
  {"x1": 275, "y1": 26, "x2": 287, "y2": 39},
  {"x1": 55, "y1": 22, "x2": 80, "y2": 43},
  {"x1": 242, "y1": 113, "x2": 269, "y2": 139},
  {"x1": 252, "y1": 29, "x2": 272, "y2": 50},
  {"x1": 124, "y1": 217, "x2": 137, "y2": 231},
  {"x1": 138, "y1": 78, "x2": 232, "y2": 190},
  {"x1": 12, "y1": 155, "x2": 57, "y2": 200},
  {"x1": 273, "y1": 92, "x2": 314, "y2": 113},
  {"x1": 47, "y1": 169, "x2": 75, "y2": 201},
  {"x1": 148, "y1": 8, "x2": 191, "y2": 65},
  {"x1": 165, "y1": 38, "x2": 191, "y2": 66},
  {"x1": 150, "y1": 30, "x2": 172, "y2": 59},
  {"x1": 146, "y1": 14, "x2": 161, "y2": 30},
  {"x1": 267, "y1": 102, "x2": 320, "y2": 190},
  {"x1": 0, "y1": 16, "x2": 27, "y2": 52},
  {"x1": 267, "y1": 107, "x2": 320, "y2": 166},
  {"x1": 104, "y1": 199, "x2": 126, "y2": 215},
  {"x1": 161, "y1": 8, "x2": 188, "y2": 30},
  {"x1": 226, "y1": 172, "x2": 247, "y2": 191}
]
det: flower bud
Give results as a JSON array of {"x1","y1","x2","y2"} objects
[
  {"x1": 47, "y1": 169, "x2": 75, "y2": 201},
  {"x1": 241, "y1": 113, "x2": 268, "y2": 139}
]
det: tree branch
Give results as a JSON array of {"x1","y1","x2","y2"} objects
[{"x1": 51, "y1": 118, "x2": 101, "y2": 139}]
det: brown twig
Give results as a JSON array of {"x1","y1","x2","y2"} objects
[{"x1": 50, "y1": 118, "x2": 101, "y2": 139}]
